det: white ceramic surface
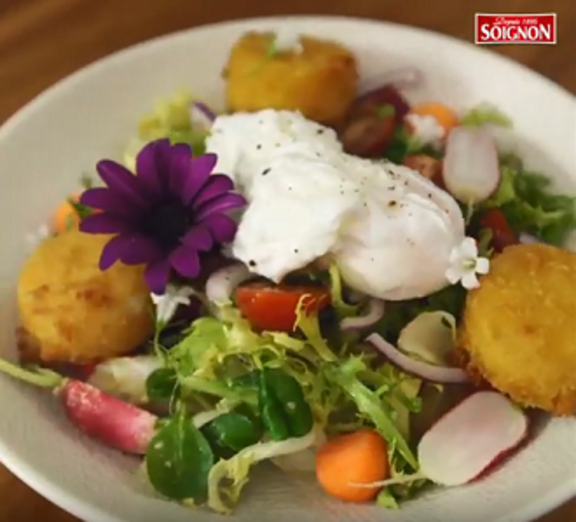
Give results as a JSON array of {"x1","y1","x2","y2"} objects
[{"x1": 0, "y1": 15, "x2": 575, "y2": 522}]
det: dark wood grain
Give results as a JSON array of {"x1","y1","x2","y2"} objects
[{"x1": 0, "y1": 1, "x2": 574, "y2": 521}]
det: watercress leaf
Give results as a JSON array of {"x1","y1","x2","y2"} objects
[
  {"x1": 146, "y1": 412, "x2": 214, "y2": 501},
  {"x1": 146, "y1": 368, "x2": 178, "y2": 402},
  {"x1": 265, "y1": 369, "x2": 313, "y2": 438},
  {"x1": 202, "y1": 412, "x2": 262, "y2": 458},
  {"x1": 258, "y1": 370, "x2": 290, "y2": 441}
]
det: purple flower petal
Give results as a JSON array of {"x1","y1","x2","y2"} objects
[
  {"x1": 79, "y1": 213, "x2": 135, "y2": 234},
  {"x1": 192, "y1": 174, "x2": 234, "y2": 208},
  {"x1": 120, "y1": 235, "x2": 165, "y2": 265},
  {"x1": 136, "y1": 139, "x2": 172, "y2": 197},
  {"x1": 195, "y1": 193, "x2": 247, "y2": 221},
  {"x1": 97, "y1": 160, "x2": 149, "y2": 208},
  {"x1": 182, "y1": 154, "x2": 217, "y2": 204},
  {"x1": 169, "y1": 245, "x2": 200, "y2": 279},
  {"x1": 181, "y1": 226, "x2": 213, "y2": 252},
  {"x1": 80, "y1": 187, "x2": 142, "y2": 219},
  {"x1": 144, "y1": 260, "x2": 172, "y2": 294},
  {"x1": 99, "y1": 234, "x2": 132, "y2": 270},
  {"x1": 201, "y1": 214, "x2": 238, "y2": 243},
  {"x1": 169, "y1": 143, "x2": 194, "y2": 197}
]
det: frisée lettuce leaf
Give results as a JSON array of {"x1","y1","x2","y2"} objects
[{"x1": 485, "y1": 154, "x2": 576, "y2": 245}]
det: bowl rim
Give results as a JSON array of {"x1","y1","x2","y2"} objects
[{"x1": 0, "y1": 14, "x2": 574, "y2": 522}]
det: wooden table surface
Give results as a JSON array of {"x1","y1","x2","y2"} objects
[{"x1": 0, "y1": 0, "x2": 575, "y2": 520}]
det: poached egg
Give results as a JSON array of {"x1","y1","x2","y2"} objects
[{"x1": 206, "y1": 109, "x2": 466, "y2": 300}]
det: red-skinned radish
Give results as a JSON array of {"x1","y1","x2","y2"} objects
[
  {"x1": 443, "y1": 127, "x2": 501, "y2": 204},
  {"x1": 0, "y1": 357, "x2": 157, "y2": 455},
  {"x1": 61, "y1": 380, "x2": 157, "y2": 454},
  {"x1": 417, "y1": 391, "x2": 528, "y2": 486}
]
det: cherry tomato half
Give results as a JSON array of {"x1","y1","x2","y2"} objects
[
  {"x1": 235, "y1": 282, "x2": 331, "y2": 333},
  {"x1": 480, "y1": 208, "x2": 519, "y2": 252}
]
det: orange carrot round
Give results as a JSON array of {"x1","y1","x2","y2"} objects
[
  {"x1": 410, "y1": 102, "x2": 460, "y2": 133},
  {"x1": 51, "y1": 194, "x2": 81, "y2": 234},
  {"x1": 315, "y1": 429, "x2": 389, "y2": 503}
]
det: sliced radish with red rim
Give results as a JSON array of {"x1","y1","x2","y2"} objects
[{"x1": 418, "y1": 391, "x2": 528, "y2": 486}]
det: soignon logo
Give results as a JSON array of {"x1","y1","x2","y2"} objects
[{"x1": 475, "y1": 13, "x2": 557, "y2": 45}]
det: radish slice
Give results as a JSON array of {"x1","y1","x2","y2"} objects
[
  {"x1": 418, "y1": 391, "x2": 528, "y2": 486},
  {"x1": 87, "y1": 355, "x2": 162, "y2": 405},
  {"x1": 205, "y1": 263, "x2": 253, "y2": 305},
  {"x1": 397, "y1": 311, "x2": 456, "y2": 365},
  {"x1": 443, "y1": 127, "x2": 501, "y2": 204},
  {"x1": 365, "y1": 333, "x2": 469, "y2": 384},
  {"x1": 360, "y1": 67, "x2": 424, "y2": 94},
  {"x1": 189, "y1": 101, "x2": 216, "y2": 129},
  {"x1": 340, "y1": 299, "x2": 385, "y2": 331}
]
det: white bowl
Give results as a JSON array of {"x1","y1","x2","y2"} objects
[{"x1": 0, "y1": 15, "x2": 575, "y2": 522}]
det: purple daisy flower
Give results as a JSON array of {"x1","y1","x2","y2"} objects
[{"x1": 79, "y1": 138, "x2": 246, "y2": 294}]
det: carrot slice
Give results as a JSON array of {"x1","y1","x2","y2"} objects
[
  {"x1": 51, "y1": 194, "x2": 81, "y2": 233},
  {"x1": 316, "y1": 429, "x2": 389, "y2": 502},
  {"x1": 410, "y1": 102, "x2": 460, "y2": 133}
]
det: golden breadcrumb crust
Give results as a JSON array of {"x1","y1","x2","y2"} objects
[
  {"x1": 458, "y1": 243, "x2": 576, "y2": 416},
  {"x1": 224, "y1": 31, "x2": 358, "y2": 126},
  {"x1": 17, "y1": 229, "x2": 154, "y2": 364}
]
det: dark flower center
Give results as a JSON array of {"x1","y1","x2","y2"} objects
[{"x1": 142, "y1": 199, "x2": 191, "y2": 250}]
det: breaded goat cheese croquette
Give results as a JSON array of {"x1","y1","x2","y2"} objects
[
  {"x1": 459, "y1": 243, "x2": 576, "y2": 415},
  {"x1": 17, "y1": 229, "x2": 154, "y2": 364},
  {"x1": 223, "y1": 31, "x2": 358, "y2": 126}
]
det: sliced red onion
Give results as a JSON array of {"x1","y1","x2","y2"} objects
[
  {"x1": 443, "y1": 127, "x2": 501, "y2": 204},
  {"x1": 189, "y1": 101, "x2": 216, "y2": 129},
  {"x1": 519, "y1": 232, "x2": 542, "y2": 244},
  {"x1": 365, "y1": 333, "x2": 469, "y2": 384},
  {"x1": 359, "y1": 67, "x2": 424, "y2": 95},
  {"x1": 205, "y1": 263, "x2": 252, "y2": 305},
  {"x1": 418, "y1": 391, "x2": 528, "y2": 486},
  {"x1": 340, "y1": 299, "x2": 385, "y2": 331}
]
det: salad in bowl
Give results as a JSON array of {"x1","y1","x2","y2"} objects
[{"x1": 2, "y1": 23, "x2": 576, "y2": 519}]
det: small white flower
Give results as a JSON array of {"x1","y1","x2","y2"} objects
[
  {"x1": 271, "y1": 28, "x2": 303, "y2": 54},
  {"x1": 151, "y1": 284, "x2": 196, "y2": 326},
  {"x1": 405, "y1": 113, "x2": 445, "y2": 149},
  {"x1": 445, "y1": 237, "x2": 490, "y2": 290},
  {"x1": 25, "y1": 224, "x2": 51, "y2": 250}
]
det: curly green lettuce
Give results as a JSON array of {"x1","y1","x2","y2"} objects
[{"x1": 485, "y1": 154, "x2": 576, "y2": 245}]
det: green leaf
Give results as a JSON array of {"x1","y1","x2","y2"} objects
[
  {"x1": 68, "y1": 198, "x2": 94, "y2": 220},
  {"x1": 382, "y1": 125, "x2": 442, "y2": 164},
  {"x1": 262, "y1": 368, "x2": 314, "y2": 438},
  {"x1": 293, "y1": 296, "x2": 337, "y2": 363},
  {"x1": 376, "y1": 487, "x2": 400, "y2": 509},
  {"x1": 258, "y1": 369, "x2": 290, "y2": 440},
  {"x1": 323, "y1": 358, "x2": 418, "y2": 470},
  {"x1": 145, "y1": 412, "x2": 214, "y2": 501},
  {"x1": 146, "y1": 368, "x2": 179, "y2": 402},
  {"x1": 375, "y1": 284, "x2": 467, "y2": 344},
  {"x1": 207, "y1": 428, "x2": 317, "y2": 514},
  {"x1": 483, "y1": 160, "x2": 576, "y2": 246},
  {"x1": 328, "y1": 263, "x2": 359, "y2": 319},
  {"x1": 376, "y1": 104, "x2": 396, "y2": 119},
  {"x1": 460, "y1": 104, "x2": 512, "y2": 128},
  {"x1": 201, "y1": 412, "x2": 262, "y2": 458}
]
